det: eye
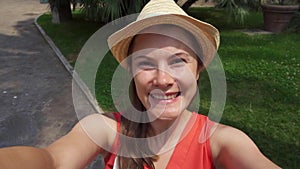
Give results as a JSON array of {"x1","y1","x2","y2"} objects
[
  {"x1": 169, "y1": 58, "x2": 186, "y2": 65},
  {"x1": 137, "y1": 61, "x2": 156, "y2": 70}
]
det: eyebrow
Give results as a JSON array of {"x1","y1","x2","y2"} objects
[
  {"x1": 132, "y1": 52, "x2": 193, "y2": 61},
  {"x1": 132, "y1": 55, "x2": 148, "y2": 59},
  {"x1": 132, "y1": 55, "x2": 155, "y2": 62},
  {"x1": 171, "y1": 52, "x2": 193, "y2": 61}
]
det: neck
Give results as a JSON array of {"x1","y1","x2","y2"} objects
[
  {"x1": 149, "y1": 110, "x2": 192, "y2": 135},
  {"x1": 146, "y1": 110, "x2": 193, "y2": 154}
]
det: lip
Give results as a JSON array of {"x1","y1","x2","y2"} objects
[{"x1": 149, "y1": 92, "x2": 181, "y2": 105}]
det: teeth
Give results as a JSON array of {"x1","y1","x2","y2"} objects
[{"x1": 151, "y1": 93, "x2": 178, "y2": 100}]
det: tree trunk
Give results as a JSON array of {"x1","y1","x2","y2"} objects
[
  {"x1": 49, "y1": 0, "x2": 72, "y2": 23},
  {"x1": 181, "y1": 0, "x2": 197, "y2": 11}
]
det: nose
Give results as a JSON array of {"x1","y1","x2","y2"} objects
[{"x1": 153, "y1": 69, "x2": 174, "y2": 88}]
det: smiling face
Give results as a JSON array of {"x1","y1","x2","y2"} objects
[{"x1": 129, "y1": 25, "x2": 201, "y2": 121}]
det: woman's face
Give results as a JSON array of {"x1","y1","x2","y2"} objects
[{"x1": 130, "y1": 27, "x2": 200, "y2": 121}]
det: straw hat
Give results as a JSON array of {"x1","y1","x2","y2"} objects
[{"x1": 108, "y1": 0, "x2": 220, "y2": 68}]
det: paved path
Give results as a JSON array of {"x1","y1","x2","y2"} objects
[
  {"x1": 0, "y1": 0, "x2": 78, "y2": 147},
  {"x1": 0, "y1": 1, "x2": 104, "y2": 168}
]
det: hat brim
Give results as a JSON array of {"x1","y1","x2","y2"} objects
[{"x1": 108, "y1": 14, "x2": 220, "y2": 69}]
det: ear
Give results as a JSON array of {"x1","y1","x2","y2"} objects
[{"x1": 196, "y1": 65, "x2": 205, "y2": 80}]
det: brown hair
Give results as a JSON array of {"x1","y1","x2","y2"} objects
[{"x1": 118, "y1": 81, "x2": 158, "y2": 169}]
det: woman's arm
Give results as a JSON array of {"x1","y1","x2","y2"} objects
[
  {"x1": 45, "y1": 121, "x2": 104, "y2": 169},
  {"x1": 0, "y1": 146, "x2": 54, "y2": 169},
  {"x1": 0, "y1": 113, "x2": 117, "y2": 169},
  {"x1": 210, "y1": 124, "x2": 281, "y2": 169}
]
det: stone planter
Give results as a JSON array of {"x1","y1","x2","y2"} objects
[
  {"x1": 261, "y1": 4, "x2": 299, "y2": 33},
  {"x1": 40, "y1": 0, "x2": 48, "y2": 4}
]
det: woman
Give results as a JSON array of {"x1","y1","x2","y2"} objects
[{"x1": 0, "y1": 0, "x2": 281, "y2": 168}]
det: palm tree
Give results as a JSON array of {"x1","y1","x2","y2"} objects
[
  {"x1": 80, "y1": 0, "x2": 148, "y2": 22},
  {"x1": 49, "y1": 0, "x2": 72, "y2": 23},
  {"x1": 80, "y1": 0, "x2": 259, "y2": 23},
  {"x1": 181, "y1": 0, "x2": 198, "y2": 11}
]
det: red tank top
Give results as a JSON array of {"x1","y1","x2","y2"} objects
[{"x1": 104, "y1": 112, "x2": 215, "y2": 169}]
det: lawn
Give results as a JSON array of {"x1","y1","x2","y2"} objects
[{"x1": 37, "y1": 7, "x2": 300, "y2": 168}]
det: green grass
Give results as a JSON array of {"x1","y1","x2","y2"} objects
[
  {"x1": 187, "y1": 7, "x2": 264, "y2": 30},
  {"x1": 37, "y1": 11, "x2": 104, "y2": 65},
  {"x1": 218, "y1": 31, "x2": 299, "y2": 168},
  {"x1": 37, "y1": 8, "x2": 300, "y2": 168}
]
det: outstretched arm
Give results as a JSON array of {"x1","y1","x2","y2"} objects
[
  {"x1": 0, "y1": 113, "x2": 117, "y2": 169},
  {"x1": 0, "y1": 146, "x2": 54, "y2": 169},
  {"x1": 210, "y1": 124, "x2": 281, "y2": 169}
]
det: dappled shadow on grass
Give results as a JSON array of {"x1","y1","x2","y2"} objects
[
  {"x1": 187, "y1": 7, "x2": 264, "y2": 30},
  {"x1": 226, "y1": 72, "x2": 298, "y2": 105}
]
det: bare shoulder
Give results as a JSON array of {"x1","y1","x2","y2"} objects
[
  {"x1": 75, "y1": 112, "x2": 118, "y2": 151},
  {"x1": 211, "y1": 124, "x2": 251, "y2": 147},
  {"x1": 210, "y1": 124, "x2": 281, "y2": 169}
]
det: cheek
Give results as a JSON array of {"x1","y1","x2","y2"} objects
[
  {"x1": 178, "y1": 76, "x2": 198, "y2": 94},
  {"x1": 173, "y1": 66, "x2": 198, "y2": 98},
  {"x1": 133, "y1": 72, "x2": 152, "y2": 98},
  {"x1": 173, "y1": 65, "x2": 199, "y2": 85}
]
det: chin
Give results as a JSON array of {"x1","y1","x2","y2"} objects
[{"x1": 148, "y1": 106, "x2": 184, "y2": 121}]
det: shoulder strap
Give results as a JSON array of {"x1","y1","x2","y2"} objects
[{"x1": 104, "y1": 112, "x2": 121, "y2": 169}]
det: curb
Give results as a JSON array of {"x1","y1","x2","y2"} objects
[
  {"x1": 34, "y1": 15, "x2": 74, "y2": 74},
  {"x1": 34, "y1": 14, "x2": 102, "y2": 115}
]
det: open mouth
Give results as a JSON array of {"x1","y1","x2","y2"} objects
[{"x1": 150, "y1": 92, "x2": 181, "y2": 100}]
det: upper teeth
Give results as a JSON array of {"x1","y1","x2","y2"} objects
[{"x1": 151, "y1": 93, "x2": 178, "y2": 100}]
